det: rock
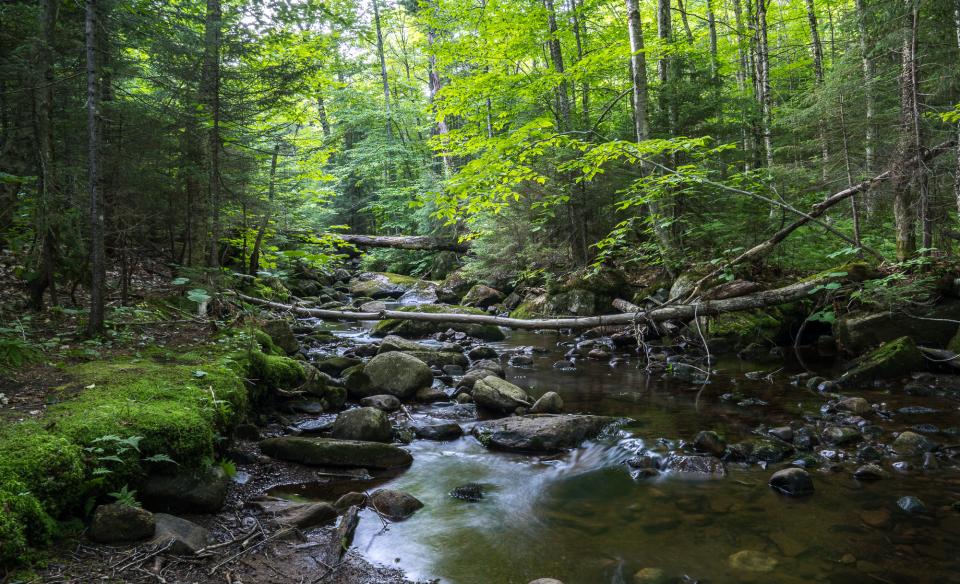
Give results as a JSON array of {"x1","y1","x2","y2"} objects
[
  {"x1": 370, "y1": 489, "x2": 423, "y2": 520},
  {"x1": 349, "y1": 272, "x2": 417, "y2": 299},
  {"x1": 545, "y1": 289, "x2": 597, "y2": 315},
  {"x1": 528, "y1": 580, "x2": 564, "y2": 584},
  {"x1": 259, "y1": 437, "x2": 412, "y2": 469},
  {"x1": 892, "y1": 431, "x2": 935, "y2": 456},
  {"x1": 90, "y1": 504, "x2": 156, "y2": 544},
  {"x1": 251, "y1": 498, "x2": 338, "y2": 529},
  {"x1": 822, "y1": 426, "x2": 861, "y2": 446},
  {"x1": 398, "y1": 281, "x2": 440, "y2": 305},
  {"x1": 859, "y1": 508, "x2": 891, "y2": 528},
  {"x1": 462, "y1": 284, "x2": 505, "y2": 309},
  {"x1": 769, "y1": 468, "x2": 814, "y2": 496},
  {"x1": 234, "y1": 423, "x2": 262, "y2": 441},
  {"x1": 750, "y1": 438, "x2": 794, "y2": 463},
  {"x1": 372, "y1": 304, "x2": 506, "y2": 341},
  {"x1": 472, "y1": 414, "x2": 616, "y2": 453},
  {"x1": 359, "y1": 394, "x2": 401, "y2": 412},
  {"x1": 442, "y1": 364, "x2": 464, "y2": 376},
  {"x1": 468, "y1": 346, "x2": 499, "y2": 360},
  {"x1": 530, "y1": 391, "x2": 564, "y2": 414},
  {"x1": 140, "y1": 467, "x2": 229, "y2": 514},
  {"x1": 471, "y1": 359, "x2": 505, "y2": 376},
  {"x1": 632, "y1": 568, "x2": 668, "y2": 584},
  {"x1": 838, "y1": 397, "x2": 871, "y2": 415},
  {"x1": 836, "y1": 336, "x2": 924, "y2": 388},
  {"x1": 331, "y1": 407, "x2": 393, "y2": 443},
  {"x1": 334, "y1": 492, "x2": 367, "y2": 511},
  {"x1": 360, "y1": 300, "x2": 387, "y2": 312},
  {"x1": 661, "y1": 454, "x2": 727, "y2": 478},
  {"x1": 262, "y1": 319, "x2": 299, "y2": 355},
  {"x1": 407, "y1": 351, "x2": 469, "y2": 369},
  {"x1": 449, "y1": 483, "x2": 483, "y2": 502},
  {"x1": 415, "y1": 423, "x2": 463, "y2": 441},
  {"x1": 472, "y1": 376, "x2": 531, "y2": 413},
  {"x1": 853, "y1": 464, "x2": 885, "y2": 481},
  {"x1": 692, "y1": 431, "x2": 726, "y2": 457},
  {"x1": 835, "y1": 302, "x2": 960, "y2": 354},
  {"x1": 289, "y1": 400, "x2": 324, "y2": 415},
  {"x1": 508, "y1": 354, "x2": 534, "y2": 367},
  {"x1": 416, "y1": 386, "x2": 448, "y2": 402},
  {"x1": 315, "y1": 356, "x2": 362, "y2": 377},
  {"x1": 728, "y1": 550, "x2": 778, "y2": 573},
  {"x1": 897, "y1": 495, "x2": 927, "y2": 514},
  {"x1": 378, "y1": 335, "x2": 462, "y2": 355},
  {"x1": 768, "y1": 426, "x2": 793, "y2": 443},
  {"x1": 361, "y1": 352, "x2": 434, "y2": 399},
  {"x1": 149, "y1": 513, "x2": 212, "y2": 555}
]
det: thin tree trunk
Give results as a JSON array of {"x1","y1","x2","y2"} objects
[
  {"x1": 569, "y1": 0, "x2": 589, "y2": 126},
  {"x1": 86, "y1": 0, "x2": 105, "y2": 335},
  {"x1": 626, "y1": 0, "x2": 650, "y2": 143},
  {"x1": 733, "y1": 0, "x2": 753, "y2": 171},
  {"x1": 756, "y1": 0, "x2": 774, "y2": 169},
  {"x1": 855, "y1": 0, "x2": 875, "y2": 184},
  {"x1": 317, "y1": 95, "x2": 330, "y2": 137},
  {"x1": 676, "y1": 0, "x2": 694, "y2": 43},
  {"x1": 892, "y1": 0, "x2": 920, "y2": 261},
  {"x1": 955, "y1": 0, "x2": 960, "y2": 216},
  {"x1": 544, "y1": 0, "x2": 570, "y2": 131},
  {"x1": 838, "y1": 90, "x2": 861, "y2": 248},
  {"x1": 426, "y1": 6, "x2": 452, "y2": 175},
  {"x1": 202, "y1": 0, "x2": 222, "y2": 268},
  {"x1": 249, "y1": 141, "x2": 281, "y2": 276},
  {"x1": 657, "y1": 0, "x2": 674, "y2": 136},
  {"x1": 805, "y1": 0, "x2": 828, "y2": 182},
  {"x1": 372, "y1": 0, "x2": 392, "y2": 141}
]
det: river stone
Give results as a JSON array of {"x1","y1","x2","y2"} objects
[
  {"x1": 472, "y1": 414, "x2": 616, "y2": 453},
  {"x1": 262, "y1": 319, "x2": 299, "y2": 355},
  {"x1": 661, "y1": 454, "x2": 727, "y2": 479},
  {"x1": 349, "y1": 273, "x2": 413, "y2": 299},
  {"x1": 836, "y1": 336, "x2": 924, "y2": 388},
  {"x1": 149, "y1": 513, "x2": 212, "y2": 555},
  {"x1": 835, "y1": 302, "x2": 960, "y2": 354},
  {"x1": 853, "y1": 464, "x2": 885, "y2": 481},
  {"x1": 334, "y1": 492, "x2": 367, "y2": 511},
  {"x1": 362, "y1": 351, "x2": 434, "y2": 399},
  {"x1": 370, "y1": 489, "x2": 423, "y2": 520},
  {"x1": 838, "y1": 397, "x2": 871, "y2": 415},
  {"x1": 892, "y1": 431, "x2": 935, "y2": 456},
  {"x1": 398, "y1": 281, "x2": 440, "y2": 305},
  {"x1": 633, "y1": 568, "x2": 668, "y2": 584},
  {"x1": 359, "y1": 394, "x2": 401, "y2": 412},
  {"x1": 728, "y1": 550, "x2": 778, "y2": 573},
  {"x1": 450, "y1": 483, "x2": 483, "y2": 502},
  {"x1": 415, "y1": 422, "x2": 463, "y2": 441},
  {"x1": 897, "y1": 495, "x2": 927, "y2": 514},
  {"x1": 140, "y1": 466, "x2": 229, "y2": 514},
  {"x1": 457, "y1": 365, "x2": 505, "y2": 391},
  {"x1": 259, "y1": 437, "x2": 412, "y2": 469},
  {"x1": 468, "y1": 346, "x2": 499, "y2": 360},
  {"x1": 769, "y1": 467, "x2": 814, "y2": 496},
  {"x1": 251, "y1": 497, "x2": 338, "y2": 529},
  {"x1": 462, "y1": 284, "x2": 505, "y2": 309},
  {"x1": 692, "y1": 430, "x2": 726, "y2": 457},
  {"x1": 822, "y1": 426, "x2": 861, "y2": 446},
  {"x1": 473, "y1": 376, "x2": 532, "y2": 413},
  {"x1": 331, "y1": 407, "x2": 393, "y2": 443},
  {"x1": 315, "y1": 356, "x2": 362, "y2": 377},
  {"x1": 407, "y1": 351, "x2": 470, "y2": 369},
  {"x1": 378, "y1": 335, "x2": 462, "y2": 355},
  {"x1": 90, "y1": 503, "x2": 156, "y2": 543},
  {"x1": 528, "y1": 391, "x2": 562, "y2": 414}
]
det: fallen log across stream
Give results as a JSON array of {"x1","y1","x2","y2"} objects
[
  {"x1": 233, "y1": 274, "x2": 839, "y2": 331},
  {"x1": 298, "y1": 233, "x2": 471, "y2": 253}
]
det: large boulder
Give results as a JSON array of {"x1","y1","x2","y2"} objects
[
  {"x1": 472, "y1": 376, "x2": 531, "y2": 413},
  {"x1": 835, "y1": 301, "x2": 960, "y2": 354},
  {"x1": 259, "y1": 437, "x2": 413, "y2": 469},
  {"x1": 397, "y1": 281, "x2": 440, "y2": 305},
  {"x1": 349, "y1": 272, "x2": 419, "y2": 299},
  {"x1": 369, "y1": 489, "x2": 424, "y2": 520},
  {"x1": 249, "y1": 497, "x2": 338, "y2": 529},
  {"x1": 140, "y1": 466, "x2": 229, "y2": 514},
  {"x1": 372, "y1": 304, "x2": 506, "y2": 341},
  {"x1": 315, "y1": 356, "x2": 362, "y2": 377},
  {"x1": 471, "y1": 414, "x2": 616, "y2": 453},
  {"x1": 331, "y1": 407, "x2": 393, "y2": 443},
  {"x1": 90, "y1": 504, "x2": 156, "y2": 544},
  {"x1": 836, "y1": 336, "x2": 924, "y2": 388},
  {"x1": 261, "y1": 319, "x2": 299, "y2": 355},
  {"x1": 462, "y1": 284, "x2": 505, "y2": 309},
  {"x1": 361, "y1": 352, "x2": 434, "y2": 399},
  {"x1": 545, "y1": 289, "x2": 597, "y2": 316}
]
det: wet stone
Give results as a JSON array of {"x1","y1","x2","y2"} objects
[
  {"x1": 769, "y1": 467, "x2": 814, "y2": 497},
  {"x1": 768, "y1": 426, "x2": 793, "y2": 443},
  {"x1": 359, "y1": 394, "x2": 401, "y2": 412},
  {"x1": 370, "y1": 489, "x2": 424, "y2": 520},
  {"x1": 892, "y1": 431, "x2": 935, "y2": 456},
  {"x1": 728, "y1": 550, "x2": 778, "y2": 573},
  {"x1": 449, "y1": 483, "x2": 484, "y2": 502},
  {"x1": 897, "y1": 496, "x2": 927, "y2": 514},
  {"x1": 853, "y1": 464, "x2": 885, "y2": 481},
  {"x1": 415, "y1": 422, "x2": 464, "y2": 441},
  {"x1": 693, "y1": 431, "x2": 726, "y2": 457},
  {"x1": 90, "y1": 504, "x2": 156, "y2": 544},
  {"x1": 822, "y1": 426, "x2": 861, "y2": 446}
]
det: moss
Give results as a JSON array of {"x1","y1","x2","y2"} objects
[
  {"x1": 838, "y1": 335, "x2": 924, "y2": 387},
  {"x1": 0, "y1": 475, "x2": 56, "y2": 564},
  {"x1": 248, "y1": 350, "x2": 306, "y2": 389},
  {"x1": 372, "y1": 304, "x2": 505, "y2": 341},
  {"x1": 708, "y1": 309, "x2": 783, "y2": 346},
  {"x1": 0, "y1": 424, "x2": 84, "y2": 514},
  {"x1": 804, "y1": 261, "x2": 879, "y2": 283},
  {"x1": 253, "y1": 329, "x2": 284, "y2": 356},
  {"x1": 510, "y1": 301, "x2": 541, "y2": 320}
]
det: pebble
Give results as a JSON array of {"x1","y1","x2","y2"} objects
[{"x1": 897, "y1": 495, "x2": 927, "y2": 514}]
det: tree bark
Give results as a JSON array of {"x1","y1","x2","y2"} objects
[
  {"x1": 954, "y1": 0, "x2": 960, "y2": 216},
  {"x1": 626, "y1": 0, "x2": 650, "y2": 143},
  {"x1": 676, "y1": 0, "x2": 694, "y2": 43},
  {"x1": 249, "y1": 141, "x2": 281, "y2": 276},
  {"x1": 372, "y1": 0, "x2": 392, "y2": 141},
  {"x1": 202, "y1": 0, "x2": 222, "y2": 268},
  {"x1": 892, "y1": 0, "x2": 920, "y2": 261},
  {"x1": 86, "y1": 0, "x2": 105, "y2": 335},
  {"x1": 805, "y1": 0, "x2": 828, "y2": 181},
  {"x1": 756, "y1": 0, "x2": 774, "y2": 169},
  {"x1": 569, "y1": 0, "x2": 589, "y2": 126},
  {"x1": 235, "y1": 274, "x2": 843, "y2": 331},
  {"x1": 317, "y1": 95, "x2": 330, "y2": 137},
  {"x1": 855, "y1": 0, "x2": 875, "y2": 182},
  {"x1": 544, "y1": 0, "x2": 571, "y2": 131}
]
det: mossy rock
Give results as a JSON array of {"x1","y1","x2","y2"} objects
[
  {"x1": 0, "y1": 474, "x2": 56, "y2": 565},
  {"x1": 372, "y1": 304, "x2": 505, "y2": 341},
  {"x1": 259, "y1": 437, "x2": 413, "y2": 469},
  {"x1": 248, "y1": 350, "x2": 306, "y2": 390},
  {"x1": 260, "y1": 320, "x2": 299, "y2": 355},
  {"x1": 0, "y1": 423, "x2": 84, "y2": 514},
  {"x1": 253, "y1": 329, "x2": 284, "y2": 356},
  {"x1": 707, "y1": 309, "x2": 784, "y2": 348},
  {"x1": 837, "y1": 336, "x2": 924, "y2": 388},
  {"x1": 349, "y1": 272, "x2": 420, "y2": 299}
]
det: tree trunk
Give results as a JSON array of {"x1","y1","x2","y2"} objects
[
  {"x1": 955, "y1": 0, "x2": 960, "y2": 216},
  {"x1": 756, "y1": 0, "x2": 774, "y2": 169},
  {"x1": 372, "y1": 0, "x2": 392, "y2": 141},
  {"x1": 86, "y1": 0, "x2": 105, "y2": 336},
  {"x1": 317, "y1": 95, "x2": 330, "y2": 137},
  {"x1": 733, "y1": 0, "x2": 753, "y2": 171},
  {"x1": 805, "y1": 0, "x2": 828, "y2": 181},
  {"x1": 626, "y1": 0, "x2": 650, "y2": 143},
  {"x1": 544, "y1": 0, "x2": 570, "y2": 131},
  {"x1": 426, "y1": 4, "x2": 452, "y2": 175},
  {"x1": 657, "y1": 0, "x2": 674, "y2": 135},
  {"x1": 318, "y1": 233, "x2": 470, "y2": 253},
  {"x1": 202, "y1": 0, "x2": 222, "y2": 269},
  {"x1": 249, "y1": 141, "x2": 281, "y2": 276},
  {"x1": 837, "y1": 90, "x2": 862, "y2": 248},
  {"x1": 569, "y1": 0, "x2": 588, "y2": 126},
  {"x1": 855, "y1": 0, "x2": 875, "y2": 193},
  {"x1": 676, "y1": 0, "x2": 694, "y2": 43},
  {"x1": 892, "y1": 0, "x2": 920, "y2": 261}
]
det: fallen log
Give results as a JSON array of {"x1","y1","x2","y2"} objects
[
  {"x1": 328, "y1": 234, "x2": 470, "y2": 253},
  {"x1": 234, "y1": 274, "x2": 836, "y2": 330},
  {"x1": 683, "y1": 139, "x2": 957, "y2": 301}
]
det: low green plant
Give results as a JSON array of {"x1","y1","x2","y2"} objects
[{"x1": 107, "y1": 485, "x2": 141, "y2": 508}]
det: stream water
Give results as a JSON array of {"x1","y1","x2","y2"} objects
[{"x1": 277, "y1": 321, "x2": 960, "y2": 584}]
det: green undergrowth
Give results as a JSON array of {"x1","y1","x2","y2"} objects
[{"x1": 0, "y1": 329, "x2": 267, "y2": 567}]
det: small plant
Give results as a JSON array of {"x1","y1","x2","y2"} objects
[
  {"x1": 107, "y1": 485, "x2": 141, "y2": 508},
  {"x1": 217, "y1": 458, "x2": 237, "y2": 478}
]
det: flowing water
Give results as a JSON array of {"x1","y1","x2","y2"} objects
[{"x1": 285, "y1": 323, "x2": 960, "y2": 584}]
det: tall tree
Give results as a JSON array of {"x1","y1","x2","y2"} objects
[
  {"x1": 805, "y1": 0, "x2": 828, "y2": 180},
  {"x1": 756, "y1": 0, "x2": 773, "y2": 169},
  {"x1": 86, "y1": 0, "x2": 105, "y2": 335},
  {"x1": 892, "y1": 0, "x2": 921, "y2": 260},
  {"x1": 373, "y1": 0, "x2": 392, "y2": 140},
  {"x1": 202, "y1": 0, "x2": 223, "y2": 268},
  {"x1": 544, "y1": 0, "x2": 571, "y2": 131}
]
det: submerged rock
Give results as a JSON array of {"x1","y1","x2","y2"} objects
[
  {"x1": 415, "y1": 423, "x2": 464, "y2": 441},
  {"x1": 728, "y1": 550, "x2": 778, "y2": 573},
  {"x1": 661, "y1": 454, "x2": 727, "y2": 479},
  {"x1": 259, "y1": 437, "x2": 412, "y2": 469},
  {"x1": 331, "y1": 407, "x2": 393, "y2": 443},
  {"x1": 90, "y1": 503, "x2": 156, "y2": 544},
  {"x1": 692, "y1": 430, "x2": 726, "y2": 457},
  {"x1": 472, "y1": 376, "x2": 531, "y2": 413},
  {"x1": 370, "y1": 489, "x2": 423, "y2": 520},
  {"x1": 853, "y1": 464, "x2": 885, "y2": 481},
  {"x1": 897, "y1": 495, "x2": 927, "y2": 514},
  {"x1": 472, "y1": 414, "x2": 616, "y2": 453},
  {"x1": 449, "y1": 483, "x2": 484, "y2": 502},
  {"x1": 769, "y1": 468, "x2": 814, "y2": 496}
]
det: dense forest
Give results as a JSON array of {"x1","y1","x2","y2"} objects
[{"x1": 1, "y1": 0, "x2": 960, "y2": 583}]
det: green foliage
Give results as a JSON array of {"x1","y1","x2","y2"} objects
[{"x1": 107, "y1": 485, "x2": 141, "y2": 508}]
